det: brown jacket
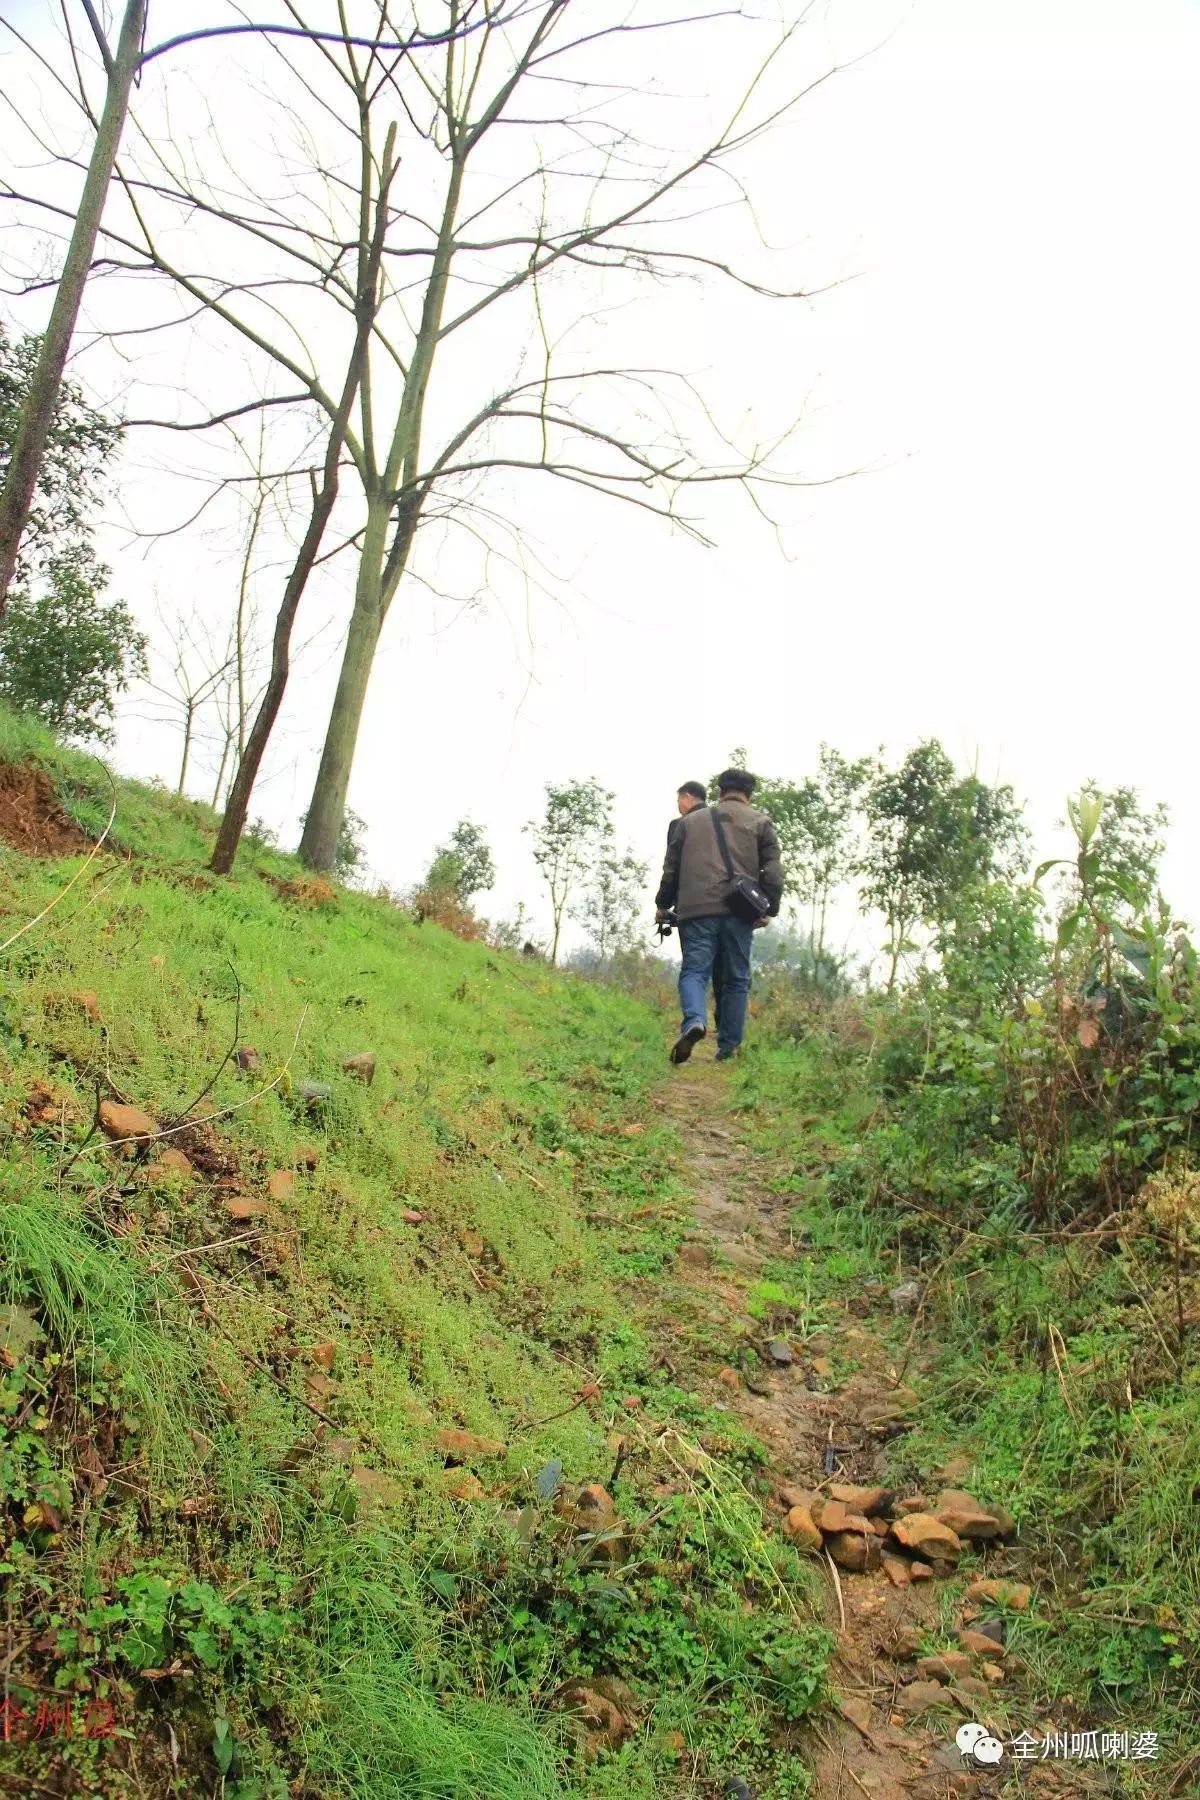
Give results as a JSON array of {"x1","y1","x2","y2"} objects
[{"x1": 656, "y1": 798, "x2": 784, "y2": 922}]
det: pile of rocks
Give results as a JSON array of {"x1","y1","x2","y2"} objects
[{"x1": 777, "y1": 1481, "x2": 1016, "y2": 1581}]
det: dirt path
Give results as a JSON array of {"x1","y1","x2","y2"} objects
[{"x1": 655, "y1": 1056, "x2": 1064, "y2": 1800}]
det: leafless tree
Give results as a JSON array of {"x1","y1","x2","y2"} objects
[
  {"x1": 0, "y1": 3, "x2": 481, "y2": 613},
  {"x1": 3, "y1": 1, "x2": 852, "y2": 870},
  {"x1": 138, "y1": 602, "x2": 237, "y2": 796}
]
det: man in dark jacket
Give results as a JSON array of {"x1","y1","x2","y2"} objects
[
  {"x1": 655, "y1": 768, "x2": 783, "y2": 1064},
  {"x1": 666, "y1": 780, "x2": 707, "y2": 852},
  {"x1": 664, "y1": 779, "x2": 726, "y2": 1032}
]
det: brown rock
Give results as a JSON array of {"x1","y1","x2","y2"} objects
[
  {"x1": 98, "y1": 1100, "x2": 157, "y2": 1149},
  {"x1": 826, "y1": 1530, "x2": 882, "y2": 1572},
  {"x1": 895, "y1": 1680, "x2": 950, "y2": 1716},
  {"x1": 938, "y1": 1487, "x2": 983, "y2": 1511},
  {"x1": 937, "y1": 1495, "x2": 1005, "y2": 1540},
  {"x1": 889, "y1": 1513, "x2": 962, "y2": 1563},
  {"x1": 235, "y1": 1046, "x2": 261, "y2": 1071},
  {"x1": 891, "y1": 1627, "x2": 922, "y2": 1659},
  {"x1": 882, "y1": 1554, "x2": 911, "y2": 1588},
  {"x1": 223, "y1": 1195, "x2": 268, "y2": 1220},
  {"x1": 556, "y1": 1484, "x2": 628, "y2": 1565},
  {"x1": 307, "y1": 1341, "x2": 336, "y2": 1371},
  {"x1": 960, "y1": 1630, "x2": 1005, "y2": 1658},
  {"x1": 987, "y1": 1504, "x2": 1017, "y2": 1539},
  {"x1": 829, "y1": 1482, "x2": 893, "y2": 1517},
  {"x1": 871, "y1": 1518, "x2": 891, "y2": 1537},
  {"x1": 436, "y1": 1428, "x2": 506, "y2": 1462},
  {"x1": 895, "y1": 1494, "x2": 931, "y2": 1515},
  {"x1": 296, "y1": 1144, "x2": 320, "y2": 1170},
  {"x1": 783, "y1": 1505, "x2": 823, "y2": 1552},
  {"x1": 267, "y1": 1169, "x2": 295, "y2": 1204},
  {"x1": 557, "y1": 1481, "x2": 615, "y2": 1522},
  {"x1": 70, "y1": 990, "x2": 102, "y2": 1022},
  {"x1": 942, "y1": 1510, "x2": 1003, "y2": 1542},
  {"x1": 305, "y1": 1370, "x2": 338, "y2": 1402},
  {"x1": 463, "y1": 1231, "x2": 486, "y2": 1258},
  {"x1": 350, "y1": 1465, "x2": 405, "y2": 1509},
  {"x1": 717, "y1": 1365, "x2": 741, "y2": 1390},
  {"x1": 147, "y1": 1147, "x2": 193, "y2": 1180},
  {"x1": 910, "y1": 1560, "x2": 932, "y2": 1581},
  {"x1": 982, "y1": 1661, "x2": 1006, "y2": 1682},
  {"x1": 837, "y1": 1696, "x2": 875, "y2": 1737},
  {"x1": 814, "y1": 1498, "x2": 851, "y2": 1534},
  {"x1": 939, "y1": 1454, "x2": 974, "y2": 1482},
  {"x1": 342, "y1": 1052, "x2": 376, "y2": 1085},
  {"x1": 918, "y1": 1652, "x2": 972, "y2": 1681},
  {"x1": 554, "y1": 1681, "x2": 633, "y2": 1760},
  {"x1": 967, "y1": 1577, "x2": 1031, "y2": 1611},
  {"x1": 445, "y1": 1471, "x2": 485, "y2": 1502},
  {"x1": 810, "y1": 1354, "x2": 833, "y2": 1378},
  {"x1": 778, "y1": 1484, "x2": 817, "y2": 1511}
]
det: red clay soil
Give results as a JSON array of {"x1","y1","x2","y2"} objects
[{"x1": 0, "y1": 759, "x2": 89, "y2": 856}]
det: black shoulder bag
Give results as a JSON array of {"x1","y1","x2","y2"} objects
[{"x1": 709, "y1": 806, "x2": 772, "y2": 924}]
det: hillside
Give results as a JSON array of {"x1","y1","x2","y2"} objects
[
  {"x1": 2, "y1": 708, "x2": 1197, "y2": 1800},
  {"x1": 0, "y1": 709, "x2": 833, "y2": 1800}
]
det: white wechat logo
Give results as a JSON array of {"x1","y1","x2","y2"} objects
[{"x1": 956, "y1": 1722, "x2": 1006, "y2": 1767}]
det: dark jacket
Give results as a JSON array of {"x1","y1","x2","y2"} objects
[{"x1": 656, "y1": 798, "x2": 784, "y2": 922}]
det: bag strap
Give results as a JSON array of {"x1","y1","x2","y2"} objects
[{"x1": 709, "y1": 805, "x2": 738, "y2": 882}]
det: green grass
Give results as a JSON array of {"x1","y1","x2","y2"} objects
[
  {"x1": 0, "y1": 706, "x2": 831, "y2": 1799},
  {"x1": 732, "y1": 1028, "x2": 1200, "y2": 1793}
]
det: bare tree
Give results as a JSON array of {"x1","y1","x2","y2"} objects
[
  {"x1": 0, "y1": 3, "x2": 471, "y2": 612},
  {"x1": 3, "y1": 2, "x2": 848, "y2": 870},
  {"x1": 138, "y1": 602, "x2": 237, "y2": 795}
]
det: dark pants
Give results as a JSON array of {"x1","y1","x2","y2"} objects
[{"x1": 679, "y1": 915, "x2": 754, "y2": 1054}]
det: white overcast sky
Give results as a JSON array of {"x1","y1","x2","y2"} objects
[{"x1": 2, "y1": 0, "x2": 1199, "y2": 960}]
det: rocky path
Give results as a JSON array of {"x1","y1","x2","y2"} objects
[{"x1": 655, "y1": 1057, "x2": 1072, "y2": 1800}]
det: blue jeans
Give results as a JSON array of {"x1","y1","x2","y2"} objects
[{"x1": 679, "y1": 915, "x2": 754, "y2": 1053}]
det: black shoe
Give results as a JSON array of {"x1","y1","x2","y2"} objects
[{"x1": 670, "y1": 1024, "x2": 706, "y2": 1065}]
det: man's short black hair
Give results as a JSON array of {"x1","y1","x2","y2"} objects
[
  {"x1": 716, "y1": 768, "x2": 756, "y2": 797},
  {"x1": 677, "y1": 780, "x2": 706, "y2": 802}
]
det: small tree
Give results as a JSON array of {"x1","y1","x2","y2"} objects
[
  {"x1": 526, "y1": 779, "x2": 613, "y2": 965},
  {"x1": 0, "y1": 328, "x2": 119, "y2": 602},
  {"x1": 579, "y1": 848, "x2": 648, "y2": 962},
  {"x1": 0, "y1": 553, "x2": 146, "y2": 743},
  {"x1": 1056, "y1": 783, "x2": 1167, "y2": 921},
  {"x1": 859, "y1": 742, "x2": 1027, "y2": 993},
  {"x1": 425, "y1": 820, "x2": 496, "y2": 903}
]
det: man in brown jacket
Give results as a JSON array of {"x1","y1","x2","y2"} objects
[{"x1": 655, "y1": 768, "x2": 784, "y2": 1064}]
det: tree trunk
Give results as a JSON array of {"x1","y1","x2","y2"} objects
[
  {"x1": 177, "y1": 698, "x2": 194, "y2": 794},
  {"x1": 210, "y1": 472, "x2": 344, "y2": 873},
  {"x1": 297, "y1": 530, "x2": 386, "y2": 870},
  {"x1": 212, "y1": 722, "x2": 232, "y2": 808},
  {"x1": 0, "y1": 0, "x2": 147, "y2": 610},
  {"x1": 209, "y1": 126, "x2": 396, "y2": 874}
]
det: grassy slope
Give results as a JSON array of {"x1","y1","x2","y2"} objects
[
  {"x1": 731, "y1": 1032, "x2": 1198, "y2": 1791},
  {"x1": 0, "y1": 709, "x2": 828, "y2": 1800}
]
